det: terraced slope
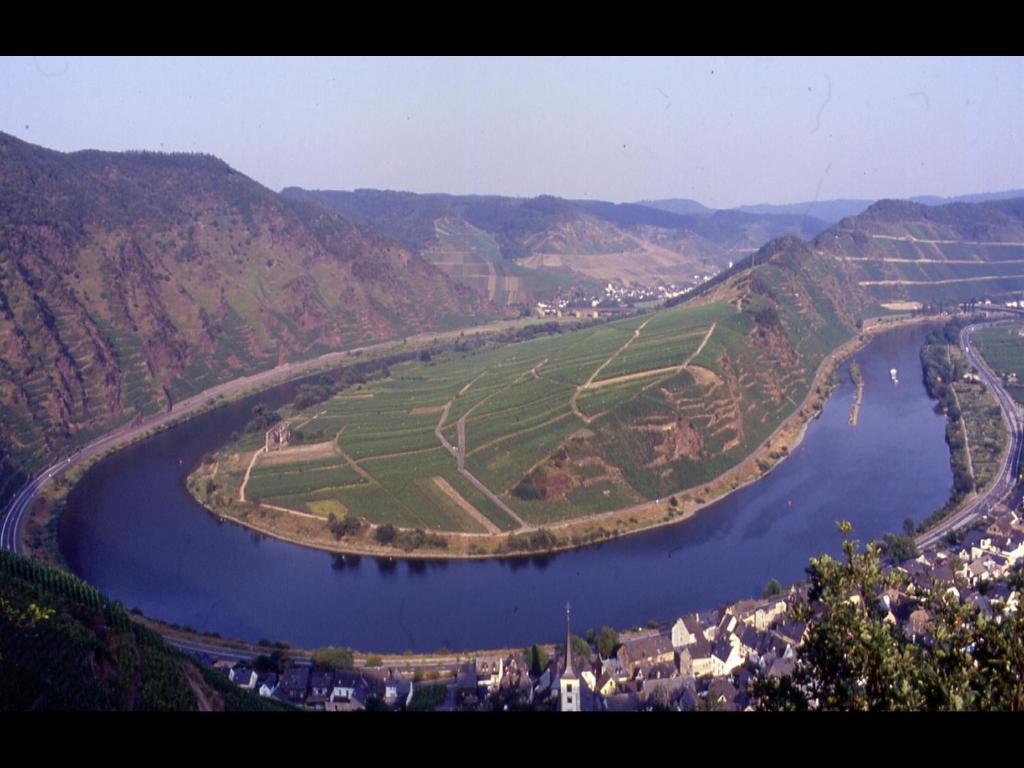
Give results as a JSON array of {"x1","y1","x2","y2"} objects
[
  {"x1": 201, "y1": 236, "x2": 866, "y2": 535},
  {"x1": 0, "y1": 133, "x2": 490, "y2": 508},
  {"x1": 816, "y1": 198, "x2": 1024, "y2": 305}
]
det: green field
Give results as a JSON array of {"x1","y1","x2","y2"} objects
[
  {"x1": 972, "y1": 323, "x2": 1024, "y2": 406},
  {"x1": 210, "y1": 258, "x2": 855, "y2": 534}
]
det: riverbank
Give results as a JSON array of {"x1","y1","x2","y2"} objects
[{"x1": 188, "y1": 313, "x2": 950, "y2": 561}]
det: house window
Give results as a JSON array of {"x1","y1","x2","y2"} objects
[{"x1": 566, "y1": 683, "x2": 573, "y2": 692}]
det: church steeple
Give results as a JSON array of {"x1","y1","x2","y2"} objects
[
  {"x1": 559, "y1": 601, "x2": 580, "y2": 711},
  {"x1": 564, "y1": 601, "x2": 574, "y2": 677}
]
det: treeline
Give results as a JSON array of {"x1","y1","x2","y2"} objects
[{"x1": 917, "y1": 318, "x2": 974, "y2": 531}]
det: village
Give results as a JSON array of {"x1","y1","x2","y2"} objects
[
  {"x1": 533, "y1": 275, "x2": 718, "y2": 319},
  {"x1": 207, "y1": 499, "x2": 1024, "y2": 711}
]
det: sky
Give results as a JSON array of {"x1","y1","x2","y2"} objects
[{"x1": 2, "y1": 56, "x2": 1023, "y2": 209}]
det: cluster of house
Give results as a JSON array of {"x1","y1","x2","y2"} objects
[
  {"x1": 214, "y1": 505, "x2": 1024, "y2": 711},
  {"x1": 533, "y1": 277, "x2": 717, "y2": 319},
  {"x1": 219, "y1": 663, "x2": 414, "y2": 711}
]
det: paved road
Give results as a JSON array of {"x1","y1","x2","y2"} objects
[{"x1": 916, "y1": 322, "x2": 1023, "y2": 549}]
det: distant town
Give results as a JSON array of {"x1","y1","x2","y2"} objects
[{"x1": 535, "y1": 270, "x2": 727, "y2": 319}]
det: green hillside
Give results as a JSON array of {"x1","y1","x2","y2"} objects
[{"x1": 0, "y1": 549, "x2": 290, "y2": 711}]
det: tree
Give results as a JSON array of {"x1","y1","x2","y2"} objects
[
  {"x1": 568, "y1": 634, "x2": 590, "y2": 658},
  {"x1": 365, "y1": 654, "x2": 383, "y2": 668},
  {"x1": 596, "y1": 626, "x2": 620, "y2": 659},
  {"x1": 762, "y1": 578, "x2": 782, "y2": 598},
  {"x1": 902, "y1": 517, "x2": 917, "y2": 537},
  {"x1": 313, "y1": 646, "x2": 354, "y2": 670},
  {"x1": 528, "y1": 644, "x2": 548, "y2": 676},
  {"x1": 755, "y1": 522, "x2": 928, "y2": 711},
  {"x1": 756, "y1": 521, "x2": 1024, "y2": 711},
  {"x1": 879, "y1": 533, "x2": 919, "y2": 564},
  {"x1": 374, "y1": 524, "x2": 396, "y2": 544}
]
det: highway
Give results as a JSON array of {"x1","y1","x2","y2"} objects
[{"x1": 916, "y1": 321, "x2": 1024, "y2": 549}]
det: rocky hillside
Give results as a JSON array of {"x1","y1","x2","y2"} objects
[
  {"x1": 0, "y1": 133, "x2": 490, "y2": 505},
  {"x1": 815, "y1": 198, "x2": 1024, "y2": 306},
  {"x1": 281, "y1": 188, "x2": 830, "y2": 306}
]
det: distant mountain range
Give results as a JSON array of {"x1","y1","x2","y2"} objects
[
  {"x1": 645, "y1": 189, "x2": 1024, "y2": 226},
  {"x1": 282, "y1": 188, "x2": 830, "y2": 305}
]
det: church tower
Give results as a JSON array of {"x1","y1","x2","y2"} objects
[{"x1": 559, "y1": 602, "x2": 581, "y2": 712}]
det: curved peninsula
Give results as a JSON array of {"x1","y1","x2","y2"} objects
[{"x1": 186, "y1": 240, "x2": 913, "y2": 559}]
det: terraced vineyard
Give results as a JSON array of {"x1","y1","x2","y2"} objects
[
  {"x1": 818, "y1": 198, "x2": 1024, "y2": 305},
  {"x1": 200, "y1": 239, "x2": 862, "y2": 541}
]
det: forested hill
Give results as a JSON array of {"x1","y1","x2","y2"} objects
[
  {"x1": 0, "y1": 132, "x2": 490, "y2": 509},
  {"x1": 0, "y1": 549, "x2": 289, "y2": 710},
  {"x1": 814, "y1": 197, "x2": 1024, "y2": 306},
  {"x1": 281, "y1": 187, "x2": 830, "y2": 306}
]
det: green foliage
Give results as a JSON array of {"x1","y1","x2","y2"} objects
[
  {"x1": 528, "y1": 644, "x2": 549, "y2": 676},
  {"x1": 365, "y1": 654, "x2": 383, "y2": 668},
  {"x1": 762, "y1": 578, "x2": 783, "y2": 598},
  {"x1": 755, "y1": 523, "x2": 1024, "y2": 711},
  {"x1": 326, "y1": 513, "x2": 363, "y2": 539},
  {"x1": 374, "y1": 524, "x2": 396, "y2": 544},
  {"x1": 0, "y1": 549, "x2": 281, "y2": 711},
  {"x1": 568, "y1": 633, "x2": 591, "y2": 658},
  {"x1": 596, "y1": 626, "x2": 620, "y2": 658},
  {"x1": 244, "y1": 403, "x2": 281, "y2": 434},
  {"x1": 312, "y1": 646, "x2": 354, "y2": 670},
  {"x1": 878, "y1": 533, "x2": 920, "y2": 563},
  {"x1": 407, "y1": 682, "x2": 447, "y2": 711}
]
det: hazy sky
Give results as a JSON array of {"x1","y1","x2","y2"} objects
[{"x1": 2, "y1": 56, "x2": 1022, "y2": 208}]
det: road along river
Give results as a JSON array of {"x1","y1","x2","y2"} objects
[{"x1": 57, "y1": 324, "x2": 954, "y2": 653}]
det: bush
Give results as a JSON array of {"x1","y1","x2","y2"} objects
[
  {"x1": 312, "y1": 646, "x2": 354, "y2": 670},
  {"x1": 375, "y1": 524, "x2": 396, "y2": 544}
]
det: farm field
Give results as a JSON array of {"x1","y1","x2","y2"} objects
[
  {"x1": 195, "y1": 248, "x2": 859, "y2": 544},
  {"x1": 971, "y1": 323, "x2": 1024, "y2": 406}
]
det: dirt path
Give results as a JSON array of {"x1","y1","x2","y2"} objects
[
  {"x1": 839, "y1": 256, "x2": 1024, "y2": 264},
  {"x1": 585, "y1": 317, "x2": 652, "y2": 387},
  {"x1": 181, "y1": 661, "x2": 221, "y2": 712},
  {"x1": 858, "y1": 275, "x2": 1024, "y2": 286},
  {"x1": 432, "y1": 476, "x2": 501, "y2": 534},
  {"x1": 572, "y1": 321, "x2": 718, "y2": 419},
  {"x1": 238, "y1": 447, "x2": 265, "y2": 502},
  {"x1": 869, "y1": 234, "x2": 1024, "y2": 246},
  {"x1": 585, "y1": 365, "x2": 683, "y2": 390},
  {"x1": 432, "y1": 368, "x2": 536, "y2": 531},
  {"x1": 294, "y1": 409, "x2": 327, "y2": 430}
]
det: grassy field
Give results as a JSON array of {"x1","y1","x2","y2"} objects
[
  {"x1": 972, "y1": 323, "x2": 1024, "y2": 406},
  {"x1": 197, "y1": 258, "x2": 855, "y2": 540}
]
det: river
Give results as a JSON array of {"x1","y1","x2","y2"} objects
[{"x1": 59, "y1": 324, "x2": 951, "y2": 653}]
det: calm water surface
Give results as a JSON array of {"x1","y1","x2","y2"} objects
[{"x1": 60, "y1": 325, "x2": 951, "y2": 652}]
